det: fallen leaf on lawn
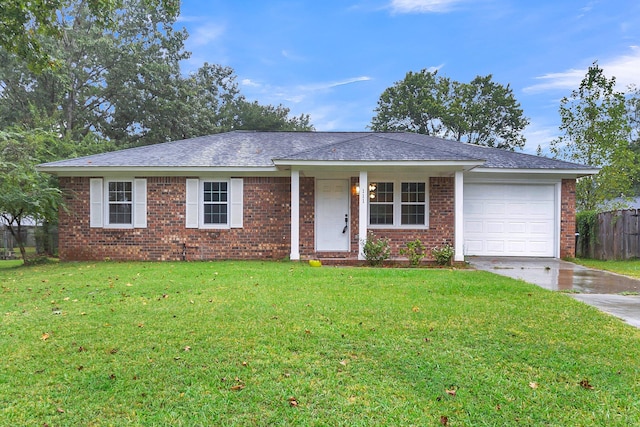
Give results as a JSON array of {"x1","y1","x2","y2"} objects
[
  {"x1": 184, "y1": 346, "x2": 191, "y2": 352},
  {"x1": 230, "y1": 384, "x2": 245, "y2": 391},
  {"x1": 288, "y1": 396, "x2": 299, "y2": 407},
  {"x1": 242, "y1": 361, "x2": 248, "y2": 366},
  {"x1": 109, "y1": 348, "x2": 118, "y2": 354},
  {"x1": 412, "y1": 306, "x2": 420, "y2": 312},
  {"x1": 529, "y1": 382, "x2": 538, "y2": 389},
  {"x1": 41, "y1": 333, "x2": 50, "y2": 341},
  {"x1": 339, "y1": 360, "x2": 348, "y2": 366},
  {"x1": 56, "y1": 407, "x2": 65, "y2": 413},
  {"x1": 440, "y1": 415, "x2": 448, "y2": 425},
  {"x1": 162, "y1": 294, "x2": 169, "y2": 298},
  {"x1": 126, "y1": 283, "x2": 133, "y2": 287},
  {"x1": 305, "y1": 330, "x2": 311, "y2": 334},
  {"x1": 579, "y1": 379, "x2": 594, "y2": 390},
  {"x1": 445, "y1": 389, "x2": 456, "y2": 397},
  {"x1": 78, "y1": 346, "x2": 85, "y2": 352},
  {"x1": 63, "y1": 297, "x2": 70, "y2": 301}
]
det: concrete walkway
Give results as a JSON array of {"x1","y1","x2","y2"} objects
[{"x1": 469, "y1": 257, "x2": 640, "y2": 329}]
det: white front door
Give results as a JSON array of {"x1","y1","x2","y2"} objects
[{"x1": 316, "y1": 179, "x2": 350, "y2": 251}]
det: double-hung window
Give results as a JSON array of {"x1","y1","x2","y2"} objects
[
  {"x1": 108, "y1": 181, "x2": 133, "y2": 225},
  {"x1": 203, "y1": 181, "x2": 228, "y2": 225},
  {"x1": 185, "y1": 178, "x2": 244, "y2": 229},
  {"x1": 369, "y1": 181, "x2": 428, "y2": 227},
  {"x1": 89, "y1": 178, "x2": 147, "y2": 228}
]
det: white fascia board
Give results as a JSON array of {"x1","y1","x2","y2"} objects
[
  {"x1": 272, "y1": 159, "x2": 484, "y2": 168},
  {"x1": 36, "y1": 166, "x2": 280, "y2": 176},
  {"x1": 469, "y1": 167, "x2": 599, "y2": 177}
]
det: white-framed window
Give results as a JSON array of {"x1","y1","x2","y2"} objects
[
  {"x1": 368, "y1": 180, "x2": 428, "y2": 228},
  {"x1": 89, "y1": 178, "x2": 147, "y2": 229},
  {"x1": 107, "y1": 181, "x2": 133, "y2": 225},
  {"x1": 186, "y1": 178, "x2": 243, "y2": 229}
]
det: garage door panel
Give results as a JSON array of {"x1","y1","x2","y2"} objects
[
  {"x1": 507, "y1": 240, "x2": 527, "y2": 253},
  {"x1": 486, "y1": 221, "x2": 505, "y2": 233},
  {"x1": 507, "y1": 222, "x2": 527, "y2": 233},
  {"x1": 466, "y1": 220, "x2": 484, "y2": 233},
  {"x1": 508, "y1": 203, "x2": 528, "y2": 215},
  {"x1": 530, "y1": 221, "x2": 553, "y2": 234},
  {"x1": 486, "y1": 202, "x2": 506, "y2": 215},
  {"x1": 486, "y1": 240, "x2": 505, "y2": 252},
  {"x1": 464, "y1": 184, "x2": 556, "y2": 257}
]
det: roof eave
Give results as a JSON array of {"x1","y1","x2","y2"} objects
[
  {"x1": 36, "y1": 165, "x2": 279, "y2": 176},
  {"x1": 469, "y1": 167, "x2": 600, "y2": 177},
  {"x1": 272, "y1": 159, "x2": 485, "y2": 168}
]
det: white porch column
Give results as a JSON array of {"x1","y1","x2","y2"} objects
[
  {"x1": 454, "y1": 170, "x2": 464, "y2": 262},
  {"x1": 358, "y1": 171, "x2": 368, "y2": 260},
  {"x1": 290, "y1": 170, "x2": 300, "y2": 260}
]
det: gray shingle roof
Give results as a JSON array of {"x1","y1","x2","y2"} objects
[{"x1": 38, "y1": 131, "x2": 596, "y2": 171}]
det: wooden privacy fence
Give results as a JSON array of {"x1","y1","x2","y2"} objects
[{"x1": 577, "y1": 209, "x2": 640, "y2": 260}]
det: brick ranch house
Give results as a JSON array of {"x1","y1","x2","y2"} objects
[{"x1": 38, "y1": 131, "x2": 597, "y2": 262}]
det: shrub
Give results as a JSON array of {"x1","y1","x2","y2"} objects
[
  {"x1": 431, "y1": 243, "x2": 454, "y2": 266},
  {"x1": 400, "y1": 239, "x2": 426, "y2": 267},
  {"x1": 361, "y1": 233, "x2": 391, "y2": 266}
]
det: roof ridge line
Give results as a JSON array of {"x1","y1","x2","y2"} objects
[
  {"x1": 278, "y1": 133, "x2": 375, "y2": 158},
  {"x1": 374, "y1": 133, "x2": 484, "y2": 161}
]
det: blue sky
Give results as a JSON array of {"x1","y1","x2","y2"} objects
[{"x1": 176, "y1": 0, "x2": 640, "y2": 154}]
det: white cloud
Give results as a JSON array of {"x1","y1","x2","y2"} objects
[
  {"x1": 521, "y1": 121, "x2": 560, "y2": 156},
  {"x1": 389, "y1": 0, "x2": 465, "y2": 14},
  {"x1": 524, "y1": 46, "x2": 640, "y2": 93},
  {"x1": 240, "y1": 78, "x2": 261, "y2": 88},
  {"x1": 188, "y1": 24, "x2": 226, "y2": 47}
]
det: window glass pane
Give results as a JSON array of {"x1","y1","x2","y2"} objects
[
  {"x1": 109, "y1": 204, "x2": 132, "y2": 224},
  {"x1": 370, "y1": 204, "x2": 394, "y2": 225},
  {"x1": 107, "y1": 181, "x2": 133, "y2": 224},
  {"x1": 402, "y1": 182, "x2": 425, "y2": 203},
  {"x1": 203, "y1": 181, "x2": 228, "y2": 225},
  {"x1": 108, "y1": 181, "x2": 132, "y2": 202},
  {"x1": 401, "y1": 205, "x2": 425, "y2": 225},
  {"x1": 371, "y1": 182, "x2": 393, "y2": 202},
  {"x1": 204, "y1": 204, "x2": 228, "y2": 224}
]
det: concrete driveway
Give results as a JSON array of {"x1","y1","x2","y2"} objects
[{"x1": 469, "y1": 257, "x2": 640, "y2": 329}]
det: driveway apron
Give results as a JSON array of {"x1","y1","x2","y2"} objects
[{"x1": 469, "y1": 257, "x2": 640, "y2": 328}]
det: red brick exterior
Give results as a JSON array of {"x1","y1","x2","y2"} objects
[
  {"x1": 59, "y1": 176, "x2": 298, "y2": 261},
  {"x1": 560, "y1": 178, "x2": 577, "y2": 258},
  {"x1": 57, "y1": 175, "x2": 576, "y2": 261},
  {"x1": 350, "y1": 176, "x2": 454, "y2": 260}
]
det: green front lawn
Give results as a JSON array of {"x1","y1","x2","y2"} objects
[
  {"x1": 1, "y1": 261, "x2": 639, "y2": 426},
  {"x1": 573, "y1": 258, "x2": 640, "y2": 279}
]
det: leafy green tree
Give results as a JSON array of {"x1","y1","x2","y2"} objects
[
  {"x1": 0, "y1": 0, "x2": 313, "y2": 149},
  {"x1": 371, "y1": 69, "x2": 528, "y2": 150},
  {"x1": 233, "y1": 100, "x2": 314, "y2": 131},
  {"x1": 0, "y1": 129, "x2": 62, "y2": 263},
  {"x1": 551, "y1": 62, "x2": 640, "y2": 211},
  {"x1": 0, "y1": 0, "x2": 178, "y2": 72},
  {"x1": 0, "y1": 0, "x2": 189, "y2": 145}
]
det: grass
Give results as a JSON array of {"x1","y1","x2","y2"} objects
[
  {"x1": 572, "y1": 258, "x2": 640, "y2": 279},
  {"x1": 1, "y1": 261, "x2": 639, "y2": 426}
]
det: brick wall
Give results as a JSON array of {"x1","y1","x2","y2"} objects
[
  {"x1": 341, "y1": 176, "x2": 454, "y2": 260},
  {"x1": 560, "y1": 178, "x2": 577, "y2": 258},
  {"x1": 59, "y1": 176, "x2": 300, "y2": 261}
]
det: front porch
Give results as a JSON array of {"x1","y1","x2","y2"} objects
[{"x1": 287, "y1": 169, "x2": 466, "y2": 263}]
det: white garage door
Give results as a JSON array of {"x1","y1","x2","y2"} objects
[{"x1": 464, "y1": 184, "x2": 556, "y2": 257}]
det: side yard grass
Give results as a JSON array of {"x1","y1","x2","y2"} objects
[
  {"x1": 572, "y1": 258, "x2": 640, "y2": 280},
  {"x1": 1, "y1": 261, "x2": 639, "y2": 426}
]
